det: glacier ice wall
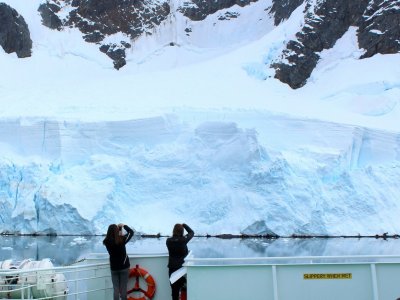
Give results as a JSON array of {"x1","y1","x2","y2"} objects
[{"x1": 0, "y1": 111, "x2": 399, "y2": 236}]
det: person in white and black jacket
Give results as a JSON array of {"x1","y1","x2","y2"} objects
[
  {"x1": 103, "y1": 223, "x2": 134, "y2": 300},
  {"x1": 166, "y1": 223, "x2": 194, "y2": 300}
]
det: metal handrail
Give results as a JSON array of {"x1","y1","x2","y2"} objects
[
  {"x1": 0, "y1": 259, "x2": 113, "y2": 300},
  {"x1": 0, "y1": 262, "x2": 109, "y2": 276},
  {"x1": 184, "y1": 254, "x2": 400, "y2": 266}
]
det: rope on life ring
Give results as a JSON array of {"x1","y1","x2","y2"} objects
[{"x1": 127, "y1": 264, "x2": 156, "y2": 300}]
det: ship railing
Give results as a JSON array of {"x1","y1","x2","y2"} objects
[
  {"x1": 184, "y1": 253, "x2": 400, "y2": 266},
  {"x1": 184, "y1": 254, "x2": 400, "y2": 300},
  {"x1": 0, "y1": 260, "x2": 112, "y2": 300}
]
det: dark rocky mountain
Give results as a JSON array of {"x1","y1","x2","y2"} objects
[
  {"x1": 0, "y1": 3, "x2": 32, "y2": 58},
  {"x1": 1, "y1": 0, "x2": 399, "y2": 88},
  {"x1": 269, "y1": 0, "x2": 303, "y2": 25},
  {"x1": 38, "y1": 0, "x2": 171, "y2": 69},
  {"x1": 358, "y1": 0, "x2": 400, "y2": 59},
  {"x1": 178, "y1": 0, "x2": 258, "y2": 21},
  {"x1": 272, "y1": 0, "x2": 400, "y2": 88}
]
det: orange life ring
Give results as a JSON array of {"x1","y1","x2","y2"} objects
[{"x1": 127, "y1": 265, "x2": 156, "y2": 300}]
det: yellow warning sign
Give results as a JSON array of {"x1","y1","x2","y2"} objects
[{"x1": 303, "y1": 273, "x2": 352, "y2": 280}]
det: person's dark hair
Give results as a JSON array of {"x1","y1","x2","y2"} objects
[
  {"x1": 103, "y1": 224, "x2": 124, "y2": 245},
  {"x1": 172, "y1": 224, "x2": 184, "y2": 237}
]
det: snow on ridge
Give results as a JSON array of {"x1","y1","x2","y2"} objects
[{"x1": 0, "y1": 0, "x2": 399, "y2": 134}]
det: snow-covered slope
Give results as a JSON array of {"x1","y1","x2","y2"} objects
[{"x1": 0, "y1": 0, "x2": 399, "y2": 235}]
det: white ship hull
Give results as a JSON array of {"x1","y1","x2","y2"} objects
[{"x1": 2, "y1": 253, "x2": 400, "y2": 300}]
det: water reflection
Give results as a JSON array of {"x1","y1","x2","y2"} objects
[
  {"x1": 0, "y1": 236, "x2": 105, "y2": 266},
  {"x1": 1, "y1": 236, "x2": 400, "y2": 266}
]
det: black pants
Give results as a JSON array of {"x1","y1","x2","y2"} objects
[{"x1": 169, "y1": 269, "x2": 186, "y2": 300}]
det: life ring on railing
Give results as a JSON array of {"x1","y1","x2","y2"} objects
[{"x1": 127, "y1": 265, "x2": 156, "y2": 300}]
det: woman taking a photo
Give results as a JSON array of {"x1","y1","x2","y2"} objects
[
  {"x1": 103, "y1": 223, "x2": 134, "y2": 300},
  {"x1": 166, "y1": 223, "x2": 194, "y2": 300}
]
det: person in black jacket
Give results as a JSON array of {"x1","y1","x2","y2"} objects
[
  {"x1": 166, "y1": 223, "x2": 194, "y2": 300},
  {"x1": 103, "y1": 223, "x2": 134, "y2": 300}
]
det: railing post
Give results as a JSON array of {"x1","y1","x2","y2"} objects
[
  {"x1": 28, "y1": 280, "x2": 31, "y2": 299},
  {"x1": 370, "y1": 264, "x2": 379, "y2": 300},
  {"x1": 272, "y1": 265, "x2": 279, "y2": 300},
  {"x1": 21, "y1": 281, "x2": 25, "y2": 300},
  {"x1": 75, "y1": 268, "x2": 78, "y2": 300}
]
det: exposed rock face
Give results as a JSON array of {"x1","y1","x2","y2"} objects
[
  {"x1": 38, "y1": 0, "x2": 260, "y2": 69},
  {"x1": 178, "y1": 0, "x2": 258, "y2": 21},
  {"x1": 271, "y1": 0, "x2": 400, "y2": 89},
  {"x1": 38, "y1": 2, "x2": 63, "y2": 30},
  {"x1": 269, "y1": 0, "x2": 303, "y2": 25},
  {"x1": 358, "y1": 0, "x2": 400, "y2": 59},
  {"x1": 0, "y1": 3, "x2": 32, "y2": 58},
  {"x1": 39, "y1": 0, "x2": 171, "y2": 69},
  {"x1": 100, "y1": 43, "x2": 130, "y2": 70},
  {"x1": 66, "y1": 0, "x2": 170, "y2": 41},
  {"x1": 271, "y1": 0, "x2": 369, "y2": 89},
  {"x1": 5, "y1": 0, "x2": 397, "y2": 78}
]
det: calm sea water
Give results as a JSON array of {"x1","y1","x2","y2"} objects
[{"x1": 1, "y1": 236, "x2": 400, "y2": 266}]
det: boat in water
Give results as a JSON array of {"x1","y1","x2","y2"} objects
[{"x1": 1, "y1": 252, "x2": 400, "y2": 300}]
